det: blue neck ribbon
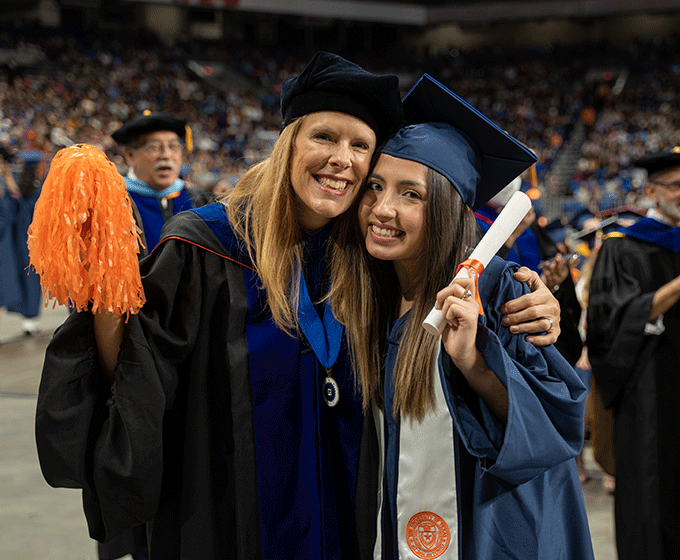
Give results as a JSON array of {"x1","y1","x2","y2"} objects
[
  {"x1": 296, "y1": 273, "x2": 343, "y2": 370},
  {"x1": 622, "y1": 216, "x2": 680, "y2": 252},
  {"x1": 125, "y1": 176, "x2": 185, "y2": 198}
]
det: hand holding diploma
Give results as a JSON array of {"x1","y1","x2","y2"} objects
[
  {"x1": 436, "y1": 276, "x2": 480, "y2": 371},
  {"x1": 422, "y1": 190, "x2": 532, "y2": 336}
]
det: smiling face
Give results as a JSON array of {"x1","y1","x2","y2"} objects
[
  {"x1": 359, "y1": 153, "x2": 428, "y2": 276},
  {"x1": 123, "y1": 130, "x2": 183, "y2": 191},
  {"x1": 290, "y1": 111, "x2": 376, "y2": 232}
]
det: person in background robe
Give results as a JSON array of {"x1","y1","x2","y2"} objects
[
  {"x1": 35, "y1": 54, "x2": 561, "y2": 560},
  {"x1": 0, "y1": 150, "x2": 45, "y2": 335},
  {"x1": 0, "y1": 152, "x2": 21, "y2": 332},
  {"x1": 587, "y1": 147, "x2": 680, "y2": 560},
  {"x1": 111, "y1": 112, "x2": 194, "y2": 253},
  {"x1": 332, "y1": 74, "x2": 594, "y2": 559}
]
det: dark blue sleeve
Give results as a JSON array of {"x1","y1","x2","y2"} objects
[{"x1": 439, "y1": 258, "x2": 587, "y2": 485}]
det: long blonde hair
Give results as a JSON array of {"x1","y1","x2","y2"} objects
[
  {"x1": 225, "y1": 118, "x2": 305, "y2": 333},
  {"x1": 331, "y1": 167, "x2": 478, "y2": 420}
]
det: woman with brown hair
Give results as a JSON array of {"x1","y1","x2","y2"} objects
[{"x1": 332, "y1": 75, "x2": 593, "y2": 559}]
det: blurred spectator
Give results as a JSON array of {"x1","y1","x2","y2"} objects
[{"x1": 0, "y1": 149, "x2": 45, "y2": 335}]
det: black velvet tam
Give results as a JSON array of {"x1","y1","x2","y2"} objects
[
  {"x1": 280, "y1": 51, "x2": 403, "y2": 147},
  {"x1": 112, "y1": 112, "x2": 187, "y2": 145},
  {"x1": 634, "y1": 147, "x2": 680, "y2": 178}
]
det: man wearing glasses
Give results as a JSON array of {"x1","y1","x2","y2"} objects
[
  {"x1": 112, "y1": 112, "x2": 194, "y2": 253},
  {"x1": 96, "y1": 113, "x2": 193, "y2": 560},
  {"x1": 587, "y1": 147, "x2": 680, "y2": 560}
]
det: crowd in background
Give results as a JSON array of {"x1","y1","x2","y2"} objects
[
  {"x1": 2, "y1": 26, "x2": 680, "y2": 192},
  {"x1": 2, "y1": 23, "x2": 680, "y2": 322}
]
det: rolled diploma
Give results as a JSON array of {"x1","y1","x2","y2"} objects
[{"x1": 422, "y1": 190, "x2": 533, "y2": 336}]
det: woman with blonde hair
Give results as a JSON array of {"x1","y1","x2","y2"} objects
[{"x1": 36, "y1": 51, "x2": 403, "y2": 560}]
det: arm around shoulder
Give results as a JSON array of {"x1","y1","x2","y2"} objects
[{"x1": 442, "y1": 262, "x2": 587, "y2": 484}]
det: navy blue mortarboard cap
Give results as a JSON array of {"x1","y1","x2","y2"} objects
[
  {"x1": 112, "y1": 112, "x2": 187, "y2": 146},
  {"x1": 280, "y1": 51, "x2": 403, "y2": 147},
  {"x1": 381, "y1": 74, "x2": 537, "y2": 210},
  {"x1": 633, "y1": 146, "x2": 680, "y2": 178}
]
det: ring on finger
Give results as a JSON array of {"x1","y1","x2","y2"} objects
[
  {"x1": 461, "y1": 289, "x2": 472, "y2": 300},
  {"x1": 546, "y1": 317, "x2": 553, "y2": 331}
]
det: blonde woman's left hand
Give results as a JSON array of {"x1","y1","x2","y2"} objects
[
  {"x1": 436, "y1": 277, "x2": 481, "y2": 373},
  {"x1": 501, "y1": 267, "x2": 560, "y2": 346}
]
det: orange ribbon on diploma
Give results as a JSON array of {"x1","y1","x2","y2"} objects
[{"x1": 455, "y1": 258, "x2": 486, "y2": 317}]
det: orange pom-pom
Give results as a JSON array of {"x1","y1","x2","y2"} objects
[{"x1": 27, "y1": 144, "x2": 145, "y2": 318}]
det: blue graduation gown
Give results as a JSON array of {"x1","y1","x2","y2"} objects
[
  {"x1": 378, "y1": 257, "x2": 594, "y2": 559},
  {"x1": 0, "y1": 189, "x2": 42, "y2": 317},
  {"x1": 0, "y1": 192, "x2": 21, "y2": 308},
  {"x1": 36, "y1": 203, "x2": 367, "y2": 560}
]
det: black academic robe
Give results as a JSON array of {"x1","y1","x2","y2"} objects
[
  {"x1": 35, "y1": 204, "x2": 377, "y2": 560},
  {"x1": 587, "y1": 223, "x2": 680, "y2": 560}
]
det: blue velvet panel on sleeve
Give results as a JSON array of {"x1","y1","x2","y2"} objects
[{"x1": 440, "y1": 257, "x2": 593, "y2": 560}]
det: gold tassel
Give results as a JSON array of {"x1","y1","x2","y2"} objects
[{"x1": 185, "y1": 124, "x2": 193, "y2": 153}]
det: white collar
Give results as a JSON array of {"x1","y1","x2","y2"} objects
[{"x1": 647, "y1": 208, "x2": 677, "y2": 226}]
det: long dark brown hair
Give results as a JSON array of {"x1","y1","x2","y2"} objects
[{"x1": 331, "y1": 166, "x2": 478, "y2": 420}]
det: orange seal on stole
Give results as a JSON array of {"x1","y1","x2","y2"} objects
[{"x1": 405, "y1": 511, "x2": 451, "y2": 559}]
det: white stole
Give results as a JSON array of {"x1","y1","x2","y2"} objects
[{"x1": 374, "y1": 346, "x2": 459, "y2": 559}]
